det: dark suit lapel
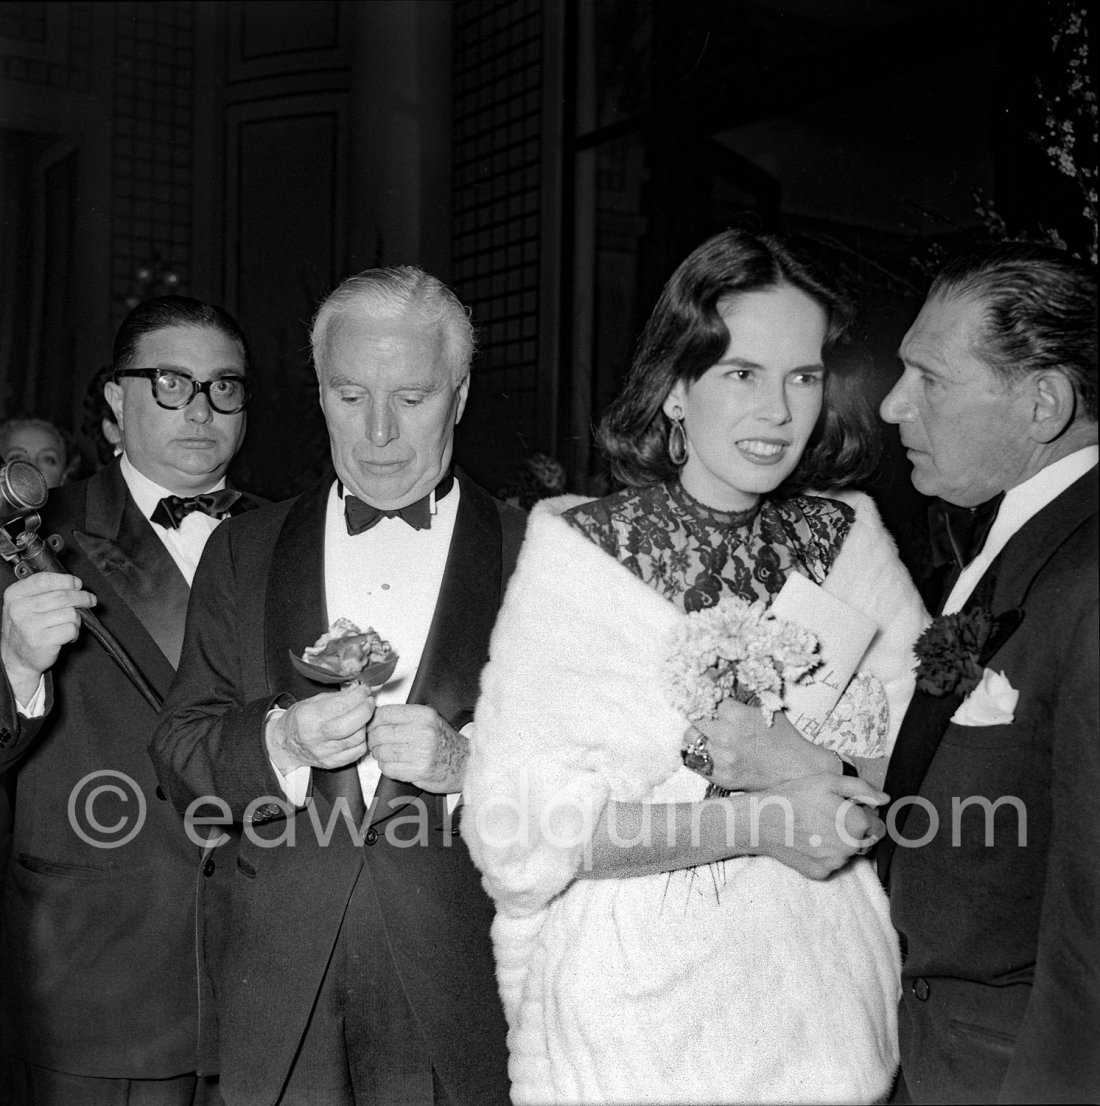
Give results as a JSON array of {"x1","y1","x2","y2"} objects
[
  {"x1": 68, "y1": 464, "x2": 185, "y2": 693},
  {"x1": 264, "y1": 476, "x2": 332, "y2": 702},
  {"x1": 227, "y1": 489, "x2": 265, "y2": 519},
  {"x1": 370, "y1": 471, "x2": 504, "y2": 825},
  {"x1": 878, "y1": 557, "x2": 1006, "y2": 883},
  {"x1": 879, "y1": 466, "x2": 1098, "y2": 885},
  {"x1": 878, "y1": 687, "x2": 965, "y2": 882},
  {"x1": 405, "y1": 471, "x2": 503, "y2": 725},
  {"x1": 991, "y1": 467, "x2": 1097, "y2": 614},
  {"x1": 880, "y1": 551, "x2": 1030, "y2": 885}
]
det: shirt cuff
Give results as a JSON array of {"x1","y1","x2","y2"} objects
[
  {"x1": 279, "y1": 765, "x2": 312, "y2": 808},
  {"x1": 15, "y1": 675, "x2": 47, "y2": 718},
  {"x1": 445, "y1": 721, "x2": 475, "y2": 814}
]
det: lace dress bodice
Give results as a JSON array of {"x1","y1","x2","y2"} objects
[
  {"x1": 562, "y1": 480, "x2": 854, "y2": 611},
  {"x1": 563, "y1": 481, "x2": 886, "y2": 761}
]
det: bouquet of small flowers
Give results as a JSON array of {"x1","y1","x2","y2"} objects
[{"x1": 664, "y1": 597, "x2": 822, "y2": 725}]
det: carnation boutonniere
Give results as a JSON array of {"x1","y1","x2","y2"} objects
[{"x1": 914, "y1": 606, "x2": 1024, "y2": 698}]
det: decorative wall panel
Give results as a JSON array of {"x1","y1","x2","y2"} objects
[
  {"x1": 223, "y1": 97, "x2": 348, "y2": 496},
  {"x1": 226, "y1": 0, "x2": 348, "y2": 84},
  {"x1": 110, "y1": 0, "x2": 195, "y2": 327},
  {"x1": 451, "y1": 0, "x2": 545, "y2": 488},
  {"x1": 0, "y1": 1, "x2": 88, "y2": 88}
]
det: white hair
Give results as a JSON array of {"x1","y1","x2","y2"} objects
[{"x1": 310, "y1": 266, "x2": 475, "y2": 383}]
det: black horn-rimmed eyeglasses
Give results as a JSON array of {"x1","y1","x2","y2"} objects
[{"x1": 112, "y1": 368, "x2": 250, "y2": 414}]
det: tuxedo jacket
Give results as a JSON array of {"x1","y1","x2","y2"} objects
[
  {"x1": 0, "y1": 461, "x2": 259, "y2": 1078},
  {"x1": 880, "y1": 467, "x2": 1099, "y2": 1103},
  {"x1": 149, "y1": 469, "x2": 525, "y2": 1106}
]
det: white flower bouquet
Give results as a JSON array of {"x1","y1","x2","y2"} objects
[{"x1": 664, "y1": 596, "x2": 822, "y2": 725}]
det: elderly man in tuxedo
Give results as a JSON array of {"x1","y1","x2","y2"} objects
[
  {"x1": 150, "y1": 267, "x2": 524, "y2": 1106},
  {"x1": 877, "y1": 243, "x2": 1098, "y2": 1103},
  {"x1": 0, "y1": 295, "x2": 260, "y2": 1104}
]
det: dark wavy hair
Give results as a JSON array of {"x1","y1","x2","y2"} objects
[
  {"x1": 929, "y1": 242, "x2": 1097, "y2": 420},
  {"x1": 598, "y1": 228, "x2": 880, "y2": 492},
  {"x1": 113, "y1": 295, "x2": 249, "y2": 374}
]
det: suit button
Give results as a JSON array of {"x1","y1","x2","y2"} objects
[
  {"x1": 912, "y1": 977, "x2": 931, "y2": 1002},
  {"x1": 0, "y1": 727, "x2": 12, "y2": 748},
  {"x1": 155, "y1": 785, "x2": 167, "y2": 801},
  {"x1": 365, "y1": 828, "x2": 378, "y2": 846},
  {"x1": 202, "y1": 858, "x2": 215, "y2": 877}
]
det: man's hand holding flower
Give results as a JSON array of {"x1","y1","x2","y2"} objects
[{"x1": 265, "y1": 683, "x2": 375, "y2": 775}]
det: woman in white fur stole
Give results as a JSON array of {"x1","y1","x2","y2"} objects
[{"x1": 464, "y1": 230, "x2": 928, "y2": 1106}]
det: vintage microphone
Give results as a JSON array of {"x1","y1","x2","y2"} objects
[
  {"x1": 0, "y1": 460, "x2": 163, "y2": 711},
  {"x1": 0, "y1": 459, "x2": 48, "y2": 521}
]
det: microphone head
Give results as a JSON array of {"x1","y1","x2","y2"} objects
[{"x1": 0, "y1": 459, "x2": 49, "y2": 523}]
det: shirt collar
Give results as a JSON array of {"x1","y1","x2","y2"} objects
[
  {"x1": 119, "y1": 452, "x2": 227, "y2": 521},
  {"x1": 989, "y1": 445, "x2": 1098, "y2": 550}
]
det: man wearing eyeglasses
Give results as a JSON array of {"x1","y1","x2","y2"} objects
[{"x1": 0, "y1": 295, "x2": 260, "y2": 1105}]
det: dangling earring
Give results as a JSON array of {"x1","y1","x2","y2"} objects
[{"x1": 668, "y1": 414, "x2": 688, "y2": 466}]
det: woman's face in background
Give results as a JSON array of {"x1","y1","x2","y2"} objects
[
  {"x1": 2, "y1": 423, "x2": 68, "y2": 488},
  {"x1": 663, "y1": 284, "x2": 827, "y2": 512}
]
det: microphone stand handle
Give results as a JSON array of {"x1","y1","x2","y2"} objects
[
  {"x1": 76, "y1": 607, "x2": 164, "y2": 712},
  {"x1": 9, "y1": 527, "x2": 164, "y2": 713}
]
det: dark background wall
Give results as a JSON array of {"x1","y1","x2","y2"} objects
[{"x1": 1, "y1": 0, "x2": 1094, "y2": 567}]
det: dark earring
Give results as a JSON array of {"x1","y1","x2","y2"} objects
[{"x1": 668, "y1": 415, "x2": 688, "y2": 466}]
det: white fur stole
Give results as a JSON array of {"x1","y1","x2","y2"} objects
[{"x1": 463, "y1": 491, "x2": 925, "y2": 1104}]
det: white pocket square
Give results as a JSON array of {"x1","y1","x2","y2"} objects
[{"x1": 951, "y1": 668, "x2": 1018, "y2": 727}]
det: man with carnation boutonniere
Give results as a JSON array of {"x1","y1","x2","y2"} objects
[
  {"x1": 150, "y1": 269, "x2": 524, "y2": 1106},
  {"x1": 878, "y1": 243, "x2": 1099, "y2": 1104}
]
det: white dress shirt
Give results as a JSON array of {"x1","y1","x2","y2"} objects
[
  {"x1": 121, "y1": 453, "x2": 227, "y2": 587},
  {"x1": 943, "y1": 445, "x2": 1098, "y2": 614},
  {"x1": 277, "y1": 479, "x2": 461, "y2": 806},
  {"x1": 16, "y1": 454, "x2": 230, "y2": 716}
]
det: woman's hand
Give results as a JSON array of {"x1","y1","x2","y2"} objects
[
  {"x1": 754, "y1": 773, "x2": 888, "y2": 880},
  {"x1": 689, "y1": 699, "x2": 837, "y2": 791},
  {"x1": 578, "y1": 770, "x2": 887, "y2": 882}
]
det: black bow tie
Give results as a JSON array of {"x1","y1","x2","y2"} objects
[
  {"x1": 343, "y1": 471, "x2": 455, "y2": 536},
  {"x1": 151, "y1": 489, "x2": 242, "y2": 530},
  {"x1": 928, "y1": 492, "x2": 1005, "y2": 571}
]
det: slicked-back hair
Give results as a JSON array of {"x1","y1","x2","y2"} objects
[
  {"x1": 310, "y1": 266, "x2": 475, "y2": 384},
  {"x1": 598, "y1": 228, "x2": 879, "y2": 492},
  {"x1": 929, "y1": 242, "x2": 1098, "y2": 420},
  {"x1": 113, "y1": 295, "x2": 249, "y2": 373}
]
